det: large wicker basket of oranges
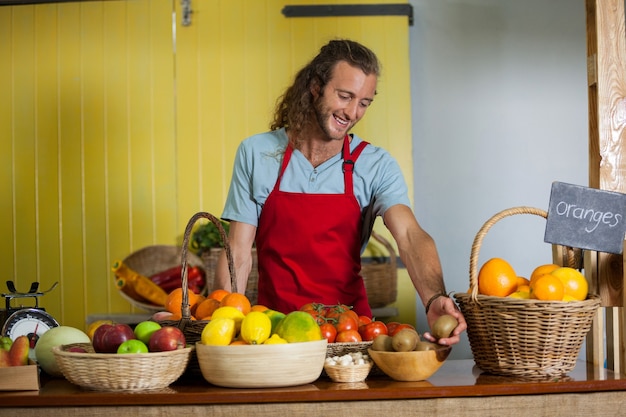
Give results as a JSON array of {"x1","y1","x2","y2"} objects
[
  {"x1": 157, "y1": 211, "x2": 239, "y2": 374},
  {"x1": 453, "y1": 206, "x2": 600, "y2": 379}
]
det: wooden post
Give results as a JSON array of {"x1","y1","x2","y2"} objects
[{"x1": 585, "y1": 0, "x2": 626, "y2": 373}]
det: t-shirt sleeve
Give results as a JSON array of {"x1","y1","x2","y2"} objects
[
  {"x1": 364, "y1": 148, "x2": 411, "y2": 217},
  {"x1": 221, "y1": 141, "x2": 261, "y2": 227}
]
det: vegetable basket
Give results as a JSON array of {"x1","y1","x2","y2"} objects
[
  {"x1": 157, "y1": 212, "x2": 237, "y2": 374},
  {"x1": 118, "y1": 245, "x2": 208, "y2": 312},
  {"x1": 453, "y1": 206, "x2": 600, "y2": 379},
  {"x1": 361, "y1": 231, "x2": 398, "y2": 308},
  {"x1": 53, "y1": 343, "x2": 192, "y2": 392},
  {"x1": 200, "y1": 247, "x2": 259, "y2": 305}
]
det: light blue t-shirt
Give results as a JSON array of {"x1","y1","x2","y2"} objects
[{"x1": 222, "y1": 128, "x2": 410, "y2": 249}]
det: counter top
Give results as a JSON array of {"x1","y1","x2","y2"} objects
[{"x1": 1, "y1": 359, "x2": 625, "y2": 408}]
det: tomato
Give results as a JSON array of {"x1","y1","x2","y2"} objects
[
  {"x1": 335, "y1": 312, "x2": 358, "y2": 333},
  {"x1": 388, "y1": 323, "x2": 416, "y2": 337},
  {"x1": 386, "y1": 321, "x2": 401, "y2": 335},
  {"x1": 325, "y1": 304, "x2": 355, "y2": 321},
  {"x1": 299, "y1": 302, "x2": 324, "y2": 313},
  {"x1": 358, "y1": 315, "x2": 372, "y2": 327},
  {"x1": 335, "y1": 329, "x2": 362, "y2": 343},
  {"x1": 358, "y1": 321, "x2": 388, "y2": 341},
  {"x1": 319, "y1": 323, "x2": 337, "y2": 343}
]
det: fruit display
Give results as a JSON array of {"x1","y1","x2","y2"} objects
[
  {"x1": 0, "y1": 335, "x2": 30, "y2": 367},
  {"x1": 298, "y1": 302, "x2": 404, "y2": 343},
  {"x1": 34, "y1": 326, "x2": 91, "y2": 377},
  {"x1": 88, "y1": 321, "x2": 186, "y2": 354},
  {"x1": 476, "y1": 258, "x2": 589, "y2": 301}
]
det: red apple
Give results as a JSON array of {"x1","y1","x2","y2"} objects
[
  {"x1": 148, "y1": 326, "x2": 186, "y2": 352},
  {"x1": 92, "y1": 323, "x2": 136, "y2": 353}
]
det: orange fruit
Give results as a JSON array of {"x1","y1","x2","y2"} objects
[
  {"x1": 194, "y1": 298, "x2": 221, "y2": 320},
  {"x1": 529, "y1": 264, "x2": 560, "y2": 288},
  {"x1": 167, "y1": 312, "x2": 196, "y2": 321},
  {"x1": 550, "y1": 267, "x2": 588, "y2": 301},
  {"x1": 251, "y1": 304, "x2": 269, "y2": 312},
  {"x1": 220, "y1": 292, "x2": 252, "y2": 315},
  {"x1": 516, "y1": 277, "x2": 530, "y2": 288},
  {"x1": 530, "y1": 274, "x2": 564, "y2": 301},
  {"x1": 517, "y1": 284, "x2": 530, "y2": 293},
  {"x1": 165, "y1": 288, "x2": 201, "y2": 315},
  {"x1": 208, "y1": 289, "x2": 230, "y2": 302},
  {"x1": 477, "y1": 258, "x2": 518, "y2": 297},
  {"x1": 230, "y1": 340, "x2": 249, "y2": 345}
]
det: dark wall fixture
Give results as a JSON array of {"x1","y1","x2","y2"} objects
[{"x1": 281, "y1": 4, "x2": 414, "y2": 26}]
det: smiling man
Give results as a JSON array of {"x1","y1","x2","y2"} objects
[{"x1": 215, "y1": 39, "x2": 466, "y2": 346}]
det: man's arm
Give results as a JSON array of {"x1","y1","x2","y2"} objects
[
  {"x1": 383, "y1": 204, "x2": 466, "y2": 345},
  {"x1": 215, "y1": 220, "x2": 257, "y2": 294}
]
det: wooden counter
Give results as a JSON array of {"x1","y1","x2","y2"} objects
[{"x1": 1, "y1": 360, "x2": 625, "y2": 417}]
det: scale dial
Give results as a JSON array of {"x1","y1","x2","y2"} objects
[{"x1": 2, "y1": 308, "x2": 59, "y2": 348}]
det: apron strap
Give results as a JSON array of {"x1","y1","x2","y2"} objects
[{"x1": 342, "y1": 136, "x2": 369, "y2": 196}]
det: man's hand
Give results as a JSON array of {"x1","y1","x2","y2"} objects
[{"x1": 422, "y1": 295, "x2": 467, "y2": 346}]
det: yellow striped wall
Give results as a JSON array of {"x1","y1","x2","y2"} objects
[{"x1": 0, "y1": 0, "x2": 414, "y2": 331}]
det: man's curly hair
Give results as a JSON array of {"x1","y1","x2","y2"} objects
[{"x1": 270, "y1": 39, "x2": 381, "y2": 138}]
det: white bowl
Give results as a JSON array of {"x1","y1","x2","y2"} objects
[{"x1": 196, "y1": 339, "x2": 327, "y2": 388}]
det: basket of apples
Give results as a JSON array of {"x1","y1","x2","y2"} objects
[{"x1": 52, "y1": 321, "x2": 192, "y2": 392}]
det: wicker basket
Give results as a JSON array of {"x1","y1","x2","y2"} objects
[
  {"x1": 118, "y1": 245, "x2": 208, "y2": 312},
  {"x1": 453, "y1": 206, "x2": 601, "y2": 379},
  {"x1": 324, "y1": 362, "x2": 373, "y2": 383},
  {"x1": 361, "y1": 231, "x2": 398, "y2": 308},
  {"x1": 157, "y1": 212, "x2": 237, "y2": 374},
  {"x1": 53, "y1": 343, "x2": 192, "y2": 391},
  {"x1": 201, "y1": 247, "x2": 259, "y2": 305}
]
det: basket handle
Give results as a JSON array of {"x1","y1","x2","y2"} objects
[
  {"x1": 468, "y1": 206, "x2": 577, "y2": 301},
  {"x1": 370, "y1": 230, "x2": 397, "y2": 266},
  {"x1": 179, "y1": 212, "x2": 237, "y2": 322}
]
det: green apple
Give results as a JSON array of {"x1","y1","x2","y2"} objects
[
  {"x1": 117, "y1": 339, "x2": 149, "y2": 354},
  {"x1": 133, "y1": 321, "x2": 162, "y2": 345},
  {"x1": 0, "y1": 336, "x2": 12, "y2": 351}
]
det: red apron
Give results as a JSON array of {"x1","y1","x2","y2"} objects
[{"x1": 255, "y1": 136, "x2": 372, "y2": 317}]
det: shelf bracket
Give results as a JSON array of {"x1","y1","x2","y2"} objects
[
  {"x1": 282, "y1": 4, "x2": 414, "y2": 26},
  {"x1": 181, "y1": 0, "x2": 192, "y2": 26}
]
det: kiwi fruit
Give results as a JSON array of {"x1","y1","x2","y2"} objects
[
  {"x1": 414, "y1": 341, "x2": 439, "y2": 351},
  {"x1": 391, "y1": 328, "x2": 419, "y2": 352},
  {"x1": 431, "y1": 314, "x2": 458, "y2": 340},
  {"x1": 371, "y1": 334, "x2": 394, "y2": 351}
]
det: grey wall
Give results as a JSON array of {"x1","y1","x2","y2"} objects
[{"x1": 409, "y1": 0, "x2": 589, "y2": 359}]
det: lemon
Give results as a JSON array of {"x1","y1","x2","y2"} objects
[
  {"x1": 263, "y1": 334, "x2": 288, "y2": 344},
  {"x1": 275, "y1": 311, "x2": 322, "y2": 343},
  {"x1": 240, "y1": 311, "x2": 272, "y2": 345},
  {"x1": 200, "y1": 317, "x2": 236, "y2": 345},
  {"x1": 508, "y1": 290, "x2": 530, "y2": 299},
  {"x1": 211, "y1": 306, "x2": 245, "y2": 331}
]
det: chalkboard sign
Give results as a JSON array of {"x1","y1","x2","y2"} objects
[{"x1": 544, "y1": 181, "x2": 626, "y2": 255}]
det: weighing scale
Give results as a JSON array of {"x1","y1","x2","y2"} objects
[{"x1": 0, "y1": 281, "x2": 59, "y2": 354}]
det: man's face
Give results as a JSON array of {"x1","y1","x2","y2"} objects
[{"x1": 313, "y1": 61, "x2": 377, "y2": 141}]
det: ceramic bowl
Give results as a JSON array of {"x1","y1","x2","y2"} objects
[
  {"x1": 196, "y1": 339, "x2": 327, "y2": 388},
  {"x1": 368, "y1": 345, "x2": 451, "y2": 381}
]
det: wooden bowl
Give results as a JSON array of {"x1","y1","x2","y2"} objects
[
  {"x1": 195, "y1": 339, "x2": 327, "y2": 388},
  {"x1": 368, "y1": 346, "x2": 451, "y2": 381}
]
